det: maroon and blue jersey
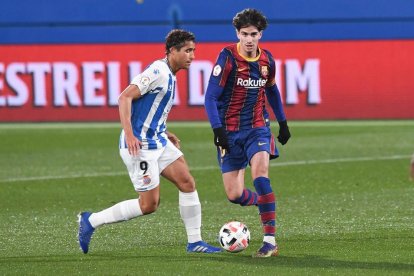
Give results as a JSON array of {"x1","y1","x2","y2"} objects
[
  {"x1": 206, "y1": 43, "x2": 279, "y2": 131},
  {"x1": 205, "y1": 43, "x2": 286, "y2": 172}
]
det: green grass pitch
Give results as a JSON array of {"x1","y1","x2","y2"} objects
[{"x1": 0, "y1": 121, "x2": 413, "y2": 275}]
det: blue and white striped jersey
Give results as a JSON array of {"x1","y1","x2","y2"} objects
[{"x1": 119, "y1": 58, "x2": 176, "y2": 150}]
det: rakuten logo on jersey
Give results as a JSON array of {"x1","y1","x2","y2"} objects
[{"x1": 236, "y1": 78, "x2": 266, "y2": 88}]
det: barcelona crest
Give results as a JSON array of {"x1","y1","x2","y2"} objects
[{"x1": 261, "y1": 66, "x2": 268, "y2": 77}]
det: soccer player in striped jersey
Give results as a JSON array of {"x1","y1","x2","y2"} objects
[
  {"x1": 78, "y1": 29, "x2": 221, "y2": 254},
  {"x1": 204, "y1": 9, "x2": 291, "y2": 257}
]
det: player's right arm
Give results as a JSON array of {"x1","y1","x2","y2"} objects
[
  {"x1": 205, "y1": 81, "x2": 230, "y2": 153},
  {"x1": 205, "y1": 49, "x2": 232, "y2": 152},
  {"x1": 118, "y1": 84, "x2": 142, "y2": 156}
]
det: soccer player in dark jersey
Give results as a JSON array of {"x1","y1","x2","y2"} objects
[{"x1": 204, "y1": 8, "x2": 291, "y2": 257}]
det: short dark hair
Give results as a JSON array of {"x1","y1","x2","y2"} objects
[
  {"x1": 165, "y1": 29, "x2": 195, "y2": 54},
  {"x1": 232, "y1": 8, "x2": 268, "y2": 31}
]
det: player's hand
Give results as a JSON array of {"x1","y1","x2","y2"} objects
[
  {"x1": 167, "y1": 131, "x2": 181, "y2": 149},
  {"x1": 277, "y1": 120, "x2": 291, "y2": 145},
  {"x1": 125, "y1": 133, "x2": 142, "y2": 156},
  {"x1": 213, "y1": 127, "x2": 230, "y2": 153}
]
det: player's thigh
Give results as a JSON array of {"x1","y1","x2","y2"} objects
[
  {"x1": 250, "y1": 151, "x2": 270, "y2": 179},
  {"x1": 161, "y1": 156, "x2": 195, "y2": 192},
  {"x1": 159, "y1": 140, "x2": 195, "y2": 192},
  {"x1": 222, "y1": 169, "x2": 246, "y2": 198},
  {"x1": 219, "y1": 132, "x2": 248, "y2": 173},
  {"x1": 119, "y1": 148, "x2": 161, "y2": 192},
  {"x1": 246, "y1": 127, "x2": 279, "y2": 161}
]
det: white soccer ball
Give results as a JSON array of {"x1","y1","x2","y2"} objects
[{"x1": 218, "y1": 221, "x2": 250, "y2": 253}]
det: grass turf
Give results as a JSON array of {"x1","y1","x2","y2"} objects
[{"x1": 0, "y1": 121, "x2": 413, "y2": 275}]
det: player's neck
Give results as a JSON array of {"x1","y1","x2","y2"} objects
[
  {"x1": 165, "y1": 57, "x2": 178, "y2": 74},
  {"x1": 245, "y1": 50, "x2": 258, "y2": 58},
  {"x1": 237, "y1": 43, "x2": 261, "y2": 61}
]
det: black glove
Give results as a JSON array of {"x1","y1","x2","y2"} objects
[
  {"x1": 277, "y1": 120, "x2": 291, "y2": 145},
  {"x1": 213, "y1": 127, "x2": 230, "y2": 153}
]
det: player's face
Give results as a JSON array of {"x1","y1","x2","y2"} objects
[
  {"x1": 236, "y1": 26, "x2": 262, "y2": 58},
  {"x1": 170, "y1": 41, "x2": 196, "y2": 72}
]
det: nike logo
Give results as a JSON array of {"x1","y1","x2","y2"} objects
[{"x1": 258, "y1": 142, "x2": 267, "y2": 146}]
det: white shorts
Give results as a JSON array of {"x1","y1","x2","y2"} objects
[{"x1": 120, "y1": 139, "x2": 183, "y2": 192}]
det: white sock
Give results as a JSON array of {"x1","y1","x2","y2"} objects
[
  {"x1": 263, "y1": 236, "x2": 276, "y2": 246},
  {"x1": 179, "y1": 190, "x2": 202, "y2": 243},
  {"x1": 88, "y1": 198, "x2": 143, "y2": 228}
]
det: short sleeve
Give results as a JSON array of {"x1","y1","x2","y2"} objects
[{"x1": 130, "y1": 62, "x2": 164, "y2": 95}]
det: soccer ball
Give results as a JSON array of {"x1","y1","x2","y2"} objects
[{"x1": 218, "y1": 221, "x2": 250, "y2": 253}]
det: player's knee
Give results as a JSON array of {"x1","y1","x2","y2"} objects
[
  {"x1": 140, "y1": 199, "x2": 159, "y2": 214},
  {"x1": 178, "y1": 175, "x2": 196, "y2": 193},
  {"x1": 251, "y1": 164, "x2": 269, "y2": 178}
]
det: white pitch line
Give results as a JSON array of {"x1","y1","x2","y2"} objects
[
  {"x1": 0, "y1": 120, "x2": 413, "y2": 130},
  {"x1": 0, "y1": 155, "x2": 410, "y2": 184},
  {"x1": 0, "y1": 171, "x2": 127, "y2": 183},
  {"x1": 268, "y1": 154, "x2": 411, "y2": 167}
]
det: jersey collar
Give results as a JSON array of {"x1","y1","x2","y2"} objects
[
  {"x1": 237, "y1": 43, "x2": 261, "y2": 62},
  {"x1": 163, "y1": 57, "x2": 176, "y2": 75}
]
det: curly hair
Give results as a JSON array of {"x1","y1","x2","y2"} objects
[
  {"x1": 165, "y1": 29, "x2": 195, "y2": 54},
  {"x1": 232, "y1": 8, "x2": 268, "y2": 31}
]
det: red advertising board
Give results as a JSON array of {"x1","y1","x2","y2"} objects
[{"x1": 0, "y1": 40, "x2": 413, "y2": 121}]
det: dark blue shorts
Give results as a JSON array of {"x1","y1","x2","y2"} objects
[{"x1": 217, "y1": 127, "x2": 279, "y2": 173}]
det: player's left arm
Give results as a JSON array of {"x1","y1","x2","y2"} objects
[
  {"x1": 265, "y1": 84, "x2": 291, "y2": 145},
  {"x1": 264, "y1": 50, "x2": 290, "y2": 145}
]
